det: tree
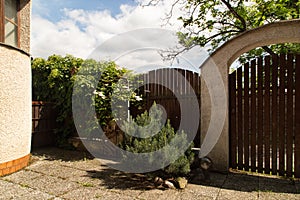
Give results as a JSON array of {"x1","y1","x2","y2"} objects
[{"x1": 144, "y1": 0, "x2": 300, "y2": 62}]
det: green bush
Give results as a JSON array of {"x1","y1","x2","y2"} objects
[
  {"x1": 32, "y1": 54, "x2": 143, "y2": 146},
  {"x1": 32, "y1": 55, "x2": 84, "y2": 145},
  {"x1": 121, "y1": 103, "x2": 194, "y2": 176}
]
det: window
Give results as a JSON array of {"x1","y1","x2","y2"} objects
[{"x1": 0, "y1": 0, "x2": 20, "y2": 47}]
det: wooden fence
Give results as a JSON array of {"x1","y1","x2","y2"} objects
[
  {"x1": 229, "y1": 54, "x2": 300, "y2": 177},
  {"x1": 32, "y1": 101, "x2": 59, "y2": 148},
  {"x1": 130, "y1": 68, "x2": 201, "y2": 147}
]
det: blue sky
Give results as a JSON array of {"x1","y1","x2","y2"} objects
[
  {"x1": 31, "y1": 0, "x2": 180, "y2": 58},
  {"x1": 30, "y1": 0, "x2": 205, "y2": 72},
  {"x1": 32, "y1": 0, "x2": 138, "y2": 22}
]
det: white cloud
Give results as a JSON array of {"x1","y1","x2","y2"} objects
[
  {"x1": 31, "y1": 1, "x2": 181, "y2": 58},
  {"x1": 31, "y1": 0, "x2": 208, "y2": 71}
]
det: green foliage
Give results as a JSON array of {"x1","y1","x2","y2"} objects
[
  {"x1": 32, "y1": 55, "x2": 83, "y2": 145},
  {"x1": 121, "y1": 103, "x2": 194, "y2": 176},
  {"x1": 32, "y1": 54, "x2": 142, "y2": 146},
  {"x1": 171, "y1": 0, "x2": 300, "y2": 61}
]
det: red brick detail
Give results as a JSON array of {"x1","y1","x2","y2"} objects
[{"x1": 0, "y1": 154, "x2": 30, "y2": 176}]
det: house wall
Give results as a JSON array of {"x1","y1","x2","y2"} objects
[
  {"x1": 0, "y1": 0, "x2": 31, "y2": 176},
  {"x1": 200, "y1": 19, "x2": 300, "y2": 172},
  {"x1": 19, "y1": 0, "x2": 31, "y2": 53}
]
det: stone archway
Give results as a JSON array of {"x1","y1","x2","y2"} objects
[{"x1": 199, "y1": 19, "x2": 300, "y2": 172}]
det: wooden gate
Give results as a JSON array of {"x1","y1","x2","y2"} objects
[
  {"x1": 32, "y1": 101, "x2": 59, "y2": 148},
  {"x1": 130, "y1": 68, "x2": 201, "y2": 147},
  {"x1": 229, "y1": 54, "x2": 300, "y2": 177}
]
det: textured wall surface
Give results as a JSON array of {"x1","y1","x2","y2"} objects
[
  {"x1": 0, "y1": 0, "x2": 31, "y2": 166},
  {"x1": 0, "y1": 45, "x2": 31, "y2": 163},
  {"x1": 19, "y1": 0, "x2": 31, "y2": 53},
  {"x1": 200, "y1": 19, "x2": 300, "y2": 172}
]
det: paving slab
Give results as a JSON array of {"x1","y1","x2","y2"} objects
[
  {"x1": 3, "y1": 169, "x2": 42, "y2": 184},
  {"x1": 137, "y1": 188, "x2": 181, "y2": 200},
  {"x1": 0, "y1": 179, "x2": 55, "y2": 200},
  {"x1": 259, "y1": 177, "x2": 296, "y2": 194},
  {"x1": 295, "y1": 180, "x2": 300, "y2": 193},
  {"x1": 184, "y1": 184, "x2": 220, "y2": 199},
  {"x1": 60, "y1": 187, "x2": 109, "y2": 200},
  {"x1": 1, "y1": 147, "x2": 299, "y2": 199},
  {"x1": 28, "y1": 162, "x2": 89, "y2": 180},
  {"x1": 17, "y1": 174, "x2": 80, "y2": 196},
  {"x1": 258, "y1": 191, "x2": 300, "y2": 200},
  {"x1": 218, "y1": 188, "x2": 258, "y2": 200}
]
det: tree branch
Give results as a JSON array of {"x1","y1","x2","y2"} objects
[
  {"x1": 262, "y1": 46, "x2": 276, "y2": 56},
  {"x1": 220, "y1": 0, "x2": 247, "y2": 31}
]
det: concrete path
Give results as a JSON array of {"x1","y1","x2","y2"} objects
[{"x1": 0, "y1": 147, "x2": 299, "y2": 199}]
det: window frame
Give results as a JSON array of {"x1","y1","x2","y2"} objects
[{"x1": 0, "y1": 0, "x2": 20, "y2": 48}]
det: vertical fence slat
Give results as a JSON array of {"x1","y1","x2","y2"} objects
[
  {"x1": 180, "y1": 69, "x2": 185, "y2": 95},
  {"x1": 295, "y1": 55, "x2": 300, "y2": 178},
  {"x1": 194, "y1": 72, "x2": 201, "y2": 148},
  {"x1": 286, "y1": 54, "x2": 294, "y2": 177},
  {"x1": 144, "y1": 73, "x2": 150, "y2": 109},
  {"x1": 271, "y1": 55, "x2": 279, "y2": 175},
  {"x1": 251, "y1": 59, "x2": 257, "y2": 172},
  {"x1": 186, "y1": 69, "x2": 192, "y2": 95},
  {"x1": 163, "y1": 69, "x2": 168, "y2": 121},
  {"x1": 278, "y1": 54, "x2": 286, "y2": 176},
  {"x1": 229, "y1": 71, "x2": 237, "y2": 169},
  {"x1": 159, "y1": 69, "x2": 164, "y2": 96},
  {"x1": 264, "y1": 56, "x2": 271, "y2": 174},
  {"x1": 237, "y1": 67, "x2": 244, "y2": 169},
  {"x1": 244, "y1": 63, "x2": 250, "y2": 171},
  {"x1": 169, "y1": 69, "x2": 175, "y2": 118},
  {"x1": 257, "y1": 57, "x2": 264, "y2": 173},
  {"x1": 149, "y1": 70, "x2": 155, "y2": 98}
]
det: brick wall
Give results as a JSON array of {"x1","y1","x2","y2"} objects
[{"x1": 0, "y1": 154, "x2": 30, "y2": 176}]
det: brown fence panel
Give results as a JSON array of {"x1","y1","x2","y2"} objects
[
  {"x1": 237, "y1": 67, "x2": 243, "y2": 170},
  {"x1": 229, "y1": 71, "x2": 237, "y2": 169},
  {"x1": 271, "y1": 55, "x2": 279, "y2": 176},
  {"x1": 264, "y1": 56, "x2": 271, "y2": 174},
  {"x1": 32, "y1": 101, "x2": 59, "y2": 148},
  {"x1": 295, "y1": 55, "x2": 300, "y2": 178},
  {"x1": 286, "y1": 54, "x2": 294, "y2": 177},
  {"x1": 278, "y1": 54, "x2": 286, "y2": 176},
  {"x1": 230, "y1": 53, "x2": 299, "y2": 177},
  {"x1": 244, "y1": 63, "x2": 250, "y2": 171},
  {"x1": 130, "y1": 68, "x2": 201, "y2": 148},
  {"x1": 250, "y1": 59, "x2": 257, "y2": 172},
  {"x1": 257, "y1": 57, "x2": 264, "y2": 173}
]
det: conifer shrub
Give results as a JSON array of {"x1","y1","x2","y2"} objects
[{"x1": 121, "y1": 103, "x2": 194, "y2": 176}]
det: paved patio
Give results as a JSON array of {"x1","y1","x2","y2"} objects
[{"x1": 0, "y1": 147, "x2": 299, "y2": 199}]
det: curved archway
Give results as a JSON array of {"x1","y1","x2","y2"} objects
[{"x1": 200, "y1": 19, "x2": 300, "y2": 171}]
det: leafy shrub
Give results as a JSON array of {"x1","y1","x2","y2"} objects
[
  {"x1": 121, "y1": 103, "x2": 194, "y2": 176},
  {"x1": 32, "y1": 55, "x2": 143, "y2": 146},
  {"x1": 32, "y1": 55, "x2": 83, "y2": 145}
]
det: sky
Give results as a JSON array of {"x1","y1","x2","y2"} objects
[{"x1": 31, "y1": 0, "x2": 208, "y2": 72}]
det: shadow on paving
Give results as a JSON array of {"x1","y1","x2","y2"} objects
[
  {"x1": 203, "y1": 169, "x2": 299, "y2": 194},
  {"x1": 85, "y1": 168, "x2": 156, "y2": 191},
  {"x1": 84, "y1": 167, "x2": 299, "y2": 194},
  {"x1": 31, "y1": 147, "x2": 299, "y2": 194},
  {"x1": 31, "y1": 147, "x2": 94, "y2": 162}
]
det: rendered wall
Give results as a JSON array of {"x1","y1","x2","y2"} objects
[
  {"x1": 200, "y1": 19, "x2": 300, "y2": 172},
  {"x1": 19, "y1": 0, "x2": 31, "y2": 53},
  {"x1": 0, "y1": 0, "x2": 31, "y2": 176}
]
